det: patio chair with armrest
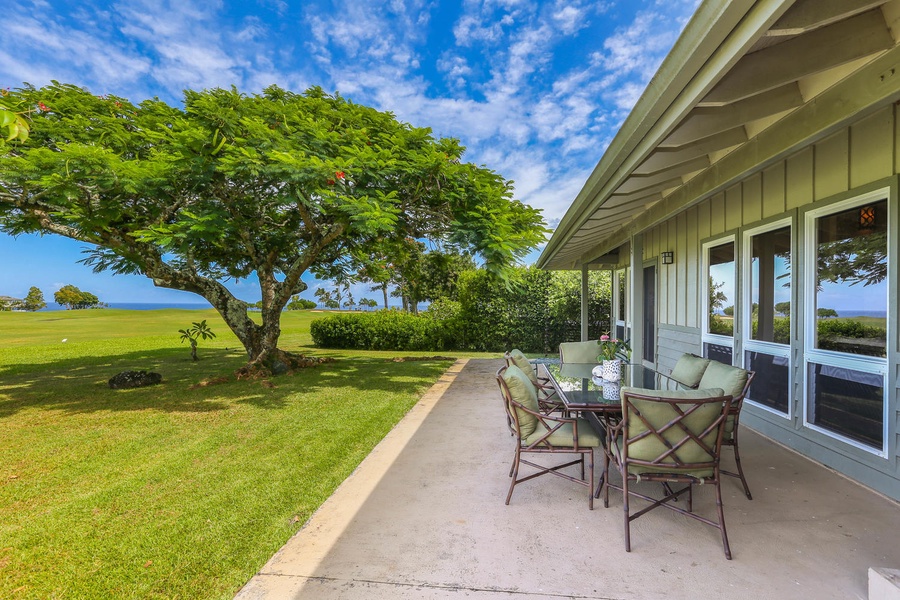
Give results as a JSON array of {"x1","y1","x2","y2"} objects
[
  {"x1": 505, "y1": 349, "x2": 563, "y2": 413},
  {"x1": 496, "y1": 365, "x2": 601, "y2": 509},
  {"x1": 558, "y1": 340, "x2": 599, "y2": 364},
  {"x1": 697, "y1": 362, "x2": 756, "y2": 499},
  {"x1": 600, "y1": 386, "x2": 734, "y2": 559}
]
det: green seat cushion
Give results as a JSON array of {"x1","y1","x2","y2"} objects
[
  {"x1": 559, "y1": 340, "x2": 600, "y2": 363},
  {"x1": 670, "y1": 354, "x2": 711, "y2": 388},
  {"x1": 508, "y1": 349, "x2": 539, "y2": 386},
  {"x1": 524, "y1": 418, "x2": 602, "y2": 448},
  {"x1": 618, "y1": 386, "x2": 726, "y2": 479},
  {"x1": 502, "y1": 365, "x2": 540, "y2": 437},
  {"x1": 698, "y1": 361, "x2": 749, "y2": 399}
]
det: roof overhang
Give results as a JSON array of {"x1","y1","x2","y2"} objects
[{"x1": 538, "y1": 0, "x2": 900, "y2": 270}]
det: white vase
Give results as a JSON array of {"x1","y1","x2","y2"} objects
[
  {"x1": 602, "y1": 381, "x2": 620, "y2": 400},
  {"x1": 601, "y1": 359, "x2": 621, "y2": 382}
]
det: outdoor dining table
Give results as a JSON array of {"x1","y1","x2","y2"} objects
[
  {"x1": 540, "y1": 361, "x2": 681, "y2": 438},
  {"x1": 541, "y1": 361, "x2": 683, "y2": 494}
]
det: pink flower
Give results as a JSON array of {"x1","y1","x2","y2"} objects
[{"x1": 600, "y1": 334, "x2": 610, "y2": 341}]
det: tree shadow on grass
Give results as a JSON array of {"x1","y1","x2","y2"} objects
[{"x1": 0, "y1": 347, "x2": 455, "y2": 418}]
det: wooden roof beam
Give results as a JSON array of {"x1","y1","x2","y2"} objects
[
  {"x1": 638, "y1": 128, "x2": 747, "y2": 171},
  {"x1": 703, "y1": 10, "x2": 894, "y2": 105},
  {"x1": 673, "y1": 83, "x2": 803, "y2": 144},
  {"x1": 768, "y1": 0, "x2": 888, "y2": 36}
]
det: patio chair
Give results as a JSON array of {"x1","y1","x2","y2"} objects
[
  {"x1": 496, "y1": 365, "x2": 601, "y2": 509},
  {"x1": 505, "y1": 349, "x2": 563, "y2": 413},
  {"x1": 697, "y1": 363, "x2": 756, "y2": 499},
  {"x1": 600, "y1": 386, "x2": 734, "y2": 559},
  {"x1": 558, "y1": 340, "x2": 599, "y2": 364}
]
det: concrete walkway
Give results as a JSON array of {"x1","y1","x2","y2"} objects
[{"x1": 236, "y1": 359, "x2": 900, "y2": 600}]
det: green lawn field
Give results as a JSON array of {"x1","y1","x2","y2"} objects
[{"x1": 0, "y1": 309, "x2": 486, "y2": 599}]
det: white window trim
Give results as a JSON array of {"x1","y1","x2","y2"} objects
[
  {"x1": 742, "y1": 218, "x2": 793, "y2": 420},
  {"x1": 701, "y1": 236, "x2": 736, "y2": 357},
  {"x1": 802, "y1": 188, "x2": 890, "y2": 457},
  {"x1": 614, "y1": 267, "x2": 630, "y2": 335}
]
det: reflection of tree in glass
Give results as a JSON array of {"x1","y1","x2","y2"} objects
[
  {"x1": 775, "y1": 301, "x2": 790, "y2": 317},
  {"x1": 816, "y1": 232, "x2": 887, "y2": 288},
  {"x1": 708, "y1": 276, "x2": 733, "y2": 336}
]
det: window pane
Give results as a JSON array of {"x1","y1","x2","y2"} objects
[
  {"x1": 808, "y1": 363, "x2": 883, "y2": 448},
  {"x1": 704, "y1": 342, "x2": 732, "y2": 365},
  {"x1": 814, "y1": 199, "x2": 887, "y2": 358},
  {"x1": 745, "y1": 351, "x2": 789, "y2": 414},
  {"x1": 707, "y1": 242, "x2": 735, "y2": 336},
  {"x1": 617, "y1": 270, "x2": 627, "y2": 321},
  {"x1": 750, "y1": 226, "x2": 791, "y2": 343}
]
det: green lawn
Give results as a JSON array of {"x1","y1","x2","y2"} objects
[{"x1": 0, "y1": 309, "x2": 490, "y2": 599}]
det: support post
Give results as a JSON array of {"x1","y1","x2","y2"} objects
[{"x1": 581, "y1": 264, "x2": 589, "y2": 341}]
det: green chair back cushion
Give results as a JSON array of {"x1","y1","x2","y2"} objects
[
  {"x1": 698, "y1": 361, "x2": 749, "y2": 399},
  {"x1": 619, "y1": 387, "x2": 726, "y2": 478},
  {"x1": 670, "y1": 354, "x2": 711, "y2": 388},
  {"x1": 508, "y1": 349, "x2": 539, "y2": 386},
  {"x1": 502, "y1": 365, "x2": 540, "y2": 437},
  {"x1": 559, "y1": 340, "x2": 600, "y2": 363}
]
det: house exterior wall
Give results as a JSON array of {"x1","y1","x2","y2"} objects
[{"x1": 641, "y1": 104, "x2": 900, "y2": 500}]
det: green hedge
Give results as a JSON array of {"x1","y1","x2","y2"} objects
[
  {"x1": 310, "y1": 311, "x2": 431, "y2": 351},
  {"x1": 310, "y1": 266, "x2": 612, "y2": 354}
]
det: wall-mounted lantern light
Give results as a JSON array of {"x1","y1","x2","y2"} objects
[
  {"x1": 859, "y1": 205, "x2": 876, "y2": 229},
  {"x1": 661, "y1": 251, "x2": 674, "y2": 265}
]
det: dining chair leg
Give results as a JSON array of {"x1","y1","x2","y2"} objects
[
  {"x1": 587, "y1": 449, "x2": 594, "y2": 511},
  {"x1": 505, "y1": 448, "x2": 521, "y2": 505},
  {"x1": 715, "y1": 480, "x2": 732, "y2": 560},
  {"x1": 731, "y1": 430, "x2": 753, "y2": 500},
  {"x1": 622, "y1": 474, "x2": 632, "y2": 552}
]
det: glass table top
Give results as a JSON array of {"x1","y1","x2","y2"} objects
[{"x1": 543, "y1": 362, "x2": 677, "y2": 410}]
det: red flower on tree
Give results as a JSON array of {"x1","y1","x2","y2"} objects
[
  {"x1": 335, "y1": 171, "x2": 345, "y2": 179},
  {"x1": 37, "y1": 102, "x2": 50, "y2": 112}
]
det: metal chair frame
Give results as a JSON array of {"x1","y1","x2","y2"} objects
[
  {"x1": 601, "y1": 389, "x2": 734, "y2": 559},
  {"x1": 672, "y1": 356, "x2": 757, "y2": 501},
  {"x1": 496, "y1": 366, "x2": 595, "y2": 510},
  {"x1": 720, "y1": 370, "x2": 756, "y2": 499}
]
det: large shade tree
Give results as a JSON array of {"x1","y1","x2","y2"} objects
[{"x1": 0, "y1": 83, "x2": 547, "y2": 371}]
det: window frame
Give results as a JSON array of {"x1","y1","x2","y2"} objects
[
  {"x1": 741, "y1": 217, "x2": 793, "y2": 420},
  {"x1": 701, "y1": 236, "x2": 737, "y2": 362},
  {"x1": 613, "y1": 267, "x2": 631, "y2": 343},
  {"x1": 801, "y1": 188, "x2": 890, "y2": 457}
]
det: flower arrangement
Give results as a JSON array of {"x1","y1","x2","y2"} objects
[{"x1": 597, "y1": 334, "x2": 631, "y2": 362}]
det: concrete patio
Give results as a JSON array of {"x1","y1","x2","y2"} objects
[{"x1": 236, "y1": 358, "x2": 900, "y2": 600}]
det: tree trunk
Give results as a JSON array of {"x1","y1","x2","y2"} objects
[
  {"x1": 190, "y1": 340, "x2": 198, "y2": 361},
  {"x1": 381, "y1": 284, "x2": 389, "y2": 309}
]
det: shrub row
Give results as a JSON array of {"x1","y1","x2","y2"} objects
[
  {"x1": 310, "y1": 310, "x2": 454, "y2": 351},
  {"x1": 311, "y1": 266, "x2": 612, "y2": 353}
]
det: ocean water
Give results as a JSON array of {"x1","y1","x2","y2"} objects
[
  {"x1": 835, "y1": 310, "x2": 886, "y2": 318},
  {"x1": 40, "y1": 302, "x2": 213, "y2": 311}
]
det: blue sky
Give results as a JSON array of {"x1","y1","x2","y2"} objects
[{"x1": 0, "y1": 0, "x2": 699, "y2": 304}]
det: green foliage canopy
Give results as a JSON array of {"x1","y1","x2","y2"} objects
[
  {"x1": 23, "y1": 286, "x2": 46, "y2": 311},
  {"x1": 0, "y1": 83, "x2": 547, "y2": 368},
  {"x1": 53, "y1": 284, "x2": 101, "y2": 310}
]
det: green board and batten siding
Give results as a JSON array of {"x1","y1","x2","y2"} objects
[{"x1": 638, "y1": 104, "x2": 900, "y2": 499}]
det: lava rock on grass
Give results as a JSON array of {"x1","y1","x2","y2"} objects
[{"x1": 108, "y1": 370, "x2": 163, "y2": 389}]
